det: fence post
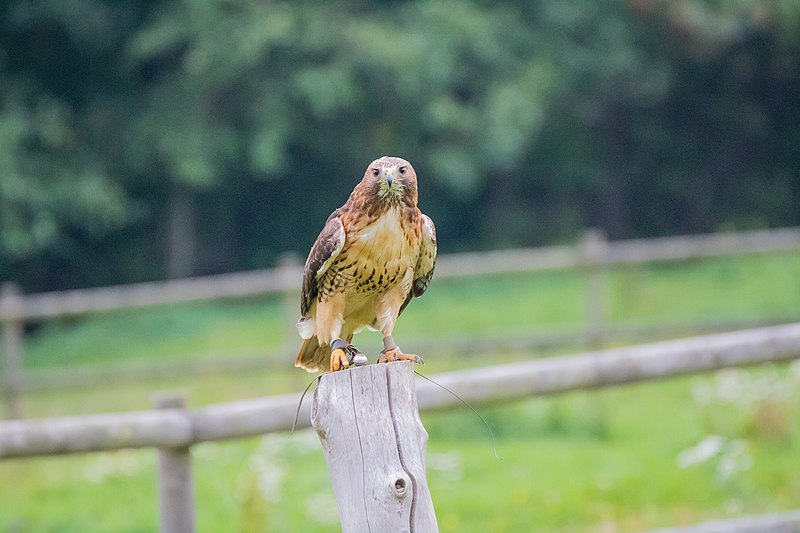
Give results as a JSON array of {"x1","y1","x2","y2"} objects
[
  {"x1": 154, "y1": 394, "x2": 195, "y2": 533},
  {"x1": 278, "y1": 252, "x2": 303, "y2": 353},
  {"x1": 1, "y1": 282, "x2": 24, "y2": 420},
  {"x1": 312, "y1": 361, "x2": 438, "y2": 532},
  {"x1": 580, "y1": 229, "x2": 609, "y2": 349}
]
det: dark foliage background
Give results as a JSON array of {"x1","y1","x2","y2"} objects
[{"x1": 2, "y1": 0, "x2": 798, "y2": 291}]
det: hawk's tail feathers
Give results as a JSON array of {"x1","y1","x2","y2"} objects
[{"x1": 295, "y1": 337, "x2": 330, "y2": 373}]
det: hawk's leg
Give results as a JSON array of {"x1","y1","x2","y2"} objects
[
  {"x1": 378, "y1": 335, "x2": 424, "y2": 365},
  {"x1": 329, "y1": 338, "x2": 367, "y2": 372},
  {"x1": 316, "y1": 294, "x2": 365, "y2": 372}
]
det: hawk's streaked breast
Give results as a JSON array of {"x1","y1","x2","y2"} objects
[{"x1": 320, "y1": 206, "x2": 418, "y2": 299}]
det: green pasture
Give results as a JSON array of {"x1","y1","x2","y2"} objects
[{"x1": 2, "y1": 251, "x2": 800, "y2": 532}]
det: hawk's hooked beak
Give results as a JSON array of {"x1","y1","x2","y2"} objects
[{"x1": 384, "y1": 170, "x2": 395, "y2": 186}]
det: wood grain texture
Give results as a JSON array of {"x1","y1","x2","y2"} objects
[{"x1": 312, "y1": 361, "x2": 438, "y2": 533}]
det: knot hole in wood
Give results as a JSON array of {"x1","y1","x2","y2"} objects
[{"x1": 393, "y1": 476, "x2": 408, "y2": 499}]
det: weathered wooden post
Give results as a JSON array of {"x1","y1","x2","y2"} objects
[
  {"x1": 580, "y1": 228, "x2": 609, "y2": 349},
  {"x1": 154, "y1": 394, "x2": 195, "y2": 533},
  {"x1": 312, "y1": 361, "x2": 438, "y2": 533},
  {"x1": 1, "y1": 282, "x2": 24, "y2": 420}
]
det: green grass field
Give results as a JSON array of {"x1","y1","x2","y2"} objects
[{"x1": 2, "y1": 252, "x2": 800, "y2": 532}]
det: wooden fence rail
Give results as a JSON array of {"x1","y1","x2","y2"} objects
[
  {"x1": 2, "y1": 226, "x2": 800, "y2": 419},
  {"x1": 2, "y1": 323, "x2": 799, "y2": 459},
  {"x1": 644, "y1": 509, "x2": 800, "y2": 533}
]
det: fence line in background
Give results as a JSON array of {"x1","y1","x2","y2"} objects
[
  {"x1": 2, "y1": 226, "x2": 799, "y2": 322},
  {"x1": 643, "y1": 509, "x2": 800, "y2": 533},
  {"x1": 1, "y1": 283, "x2": 23, "y2": 420},
  {"x1": 2, "y1": 323, "x2": 798, "y2": 459},
  {"x1": 18, "y1": 313, "x2": 800, "y2": 393},
  {"x1": 581, "y1": 228, "x2": 608, "y2": 347},
  {"x1": 432, "y1": 225, "x2": 800, "y2": 278},
  {"x1": 1, "y1": 324, "x2": 799, "y2": 533},
  {"x1": 154, "y1": 394, "x2": 195, "y2": 533},
  {"x1": 2, "y1": 226, "x2": 800, "y2": 419}
]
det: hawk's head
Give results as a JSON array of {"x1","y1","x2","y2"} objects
[{"x1": 361, "y1": 156, "x2": 418, "y2": 207}]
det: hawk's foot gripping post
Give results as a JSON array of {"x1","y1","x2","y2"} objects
[
  {"x1": 379, "y1": 348, "x2": 424, "y2": 365},
  {"x1": 378, "y1": 336, "x2": 424, "y2": 365},
  {"x1": 329, "y1": 338, "x2": 367, "y2": 371}
]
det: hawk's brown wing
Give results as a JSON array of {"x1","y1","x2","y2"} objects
[
  {"x1": 399, "y1": 213, "x2": 437, "y2": 315},
  {"x1": 300, "y1": 214, "x2": 346, "y2": 317}
]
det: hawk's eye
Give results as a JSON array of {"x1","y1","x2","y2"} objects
[
  {"x1": 372, "y1": 168, "x2": 380, "y2": 177},
  {"x1": 399, "y1": 166, "x2": 406, "y2": 175}
]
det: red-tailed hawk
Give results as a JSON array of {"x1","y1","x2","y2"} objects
[{"x1": 295, "y1": 156, "x2": 437, "y2": 372}]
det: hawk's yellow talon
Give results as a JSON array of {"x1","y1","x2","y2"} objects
[
  {"x1": 378, "y1": 348, "x2": 423, "y2": 365},
  {"x1": 330, "y1": 347, "x2": 350, "y2": 372}
]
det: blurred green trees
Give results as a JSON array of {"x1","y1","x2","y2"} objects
[{"x1": 1, "y1": 0, "x2": 798, "y2": 290}]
